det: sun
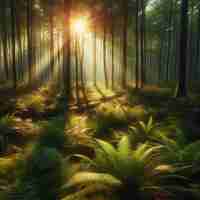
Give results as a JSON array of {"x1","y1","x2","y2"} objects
[{"x1": 72, "y1": 18, "x2": 87, "y2": 35}]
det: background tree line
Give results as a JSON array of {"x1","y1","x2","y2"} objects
[{"x1": 0, "y1": 0, "x2": 199, "y2": 98}]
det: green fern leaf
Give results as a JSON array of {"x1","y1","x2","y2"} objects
[
  {"x1": 63, "y1": 172, "x2": 122, "y2": 189},
  {"x1": 117, "y1": 136, "x2": 131, "y2": 158}
]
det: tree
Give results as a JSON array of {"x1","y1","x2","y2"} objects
[
  {"x1": 10, "y1": 0, "x2": 17, "y2": 89},
  {"x1": 140, "y1": 0, "x2": 145, "y2": 88},
  {"x1": 103, "y1": 12, "x2": 108, "y2": 88},
  {"x1": 63, "y1": 0, "x2": 72, "y2": 100},
  {"x1": 1, "y1": 1, "x2": 9, "y2": 80},
  {"x1": 27, "y1": 0, "x2": 33, "y2": 85},
  {"x1": 176, "y1": 0, "x2": 189, "y2": 97},
  {"x1": 122, "y1": 0, "x2": 128, "y2": 89},
  {"x1": 135, "y1": 0, "x2": 139, "y2": 89},
  {"x1": 196, "y1": 3, "x2": 200, "y2": 79}
]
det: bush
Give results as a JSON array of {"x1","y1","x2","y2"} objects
[
  {"x1": 65, "y1": 136, "x2": 190, "y2": 200},
  {"x1": 11, "y1": 146, "x2": 64, "y2": 200},
  {"x1": 38, "y1": 123, "x2": 66, "y2": 151},
  {"x1": 16, "y1": 94, "x2": 46, "y2": 115},
  {"x1": 0, "y1": 157, "x2": 17, "y2": 182},
  {"x1": 93, "y1": 103, "x2": 128, "y2": 137},
  {"x1": 0, "y1": 115, "x2": 16, "y2": 153}
]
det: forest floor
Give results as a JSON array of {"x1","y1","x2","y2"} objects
[{"x1": 0, "y1": 84, "x2": 200, "y2": 199}]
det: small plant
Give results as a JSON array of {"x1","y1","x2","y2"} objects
[
  {"x1": 0, "y1": 115, "x2": 16, "y2": 153},
  {"x1": 129, "y1": 116, "x2": 161, "y2": 144},
  {"x1": 38, "y1": 123, "x2": 66, "y2": 151},
  {"x1": 161, "y1": 136, "x2": 200, "y2": 167},
  {"x1": 93, "y1": 103, "x2": 128, "y2": 137},
  {"x1": 11, "y1": 146, "x2": 64, "y2": 200},
  {"x1": 0, "y1": 115, "x2": 16, "y2": 128},
  {"x1": 16, "y1": 93, "x2": 46, "y2": 115},
  {"x1": 62, "y1": 136, "x2": 188, "y2": 200},
  {"x1": 0, "y1": 157, "x2": 17, "y2": 181}
]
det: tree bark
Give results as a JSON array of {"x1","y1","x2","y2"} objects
[
  {"x1": 135, "y1": 0, "x2": 139, "y2": 89},
  {"x1": 122, "y1": 0, "x2": 128, "y2": 89},
  {"x1": 1, "y1": 1, "x2": 9, "y2": 80},
  {"x1": 10, "y1": 0, "x2": 17, "y2": 89},
  {"x1": 63, "y1": 0, "x2": 72, "y2": 100},
  {"x1": 103, "y1": 19, "x2": 108, "y2": 88},
  {"x1": 176, "y1": 0, "x2": 189, "y2": 97}
]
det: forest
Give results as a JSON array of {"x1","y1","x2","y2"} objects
[{"x1": 0, "y1": 0, "x2": 200, "y2": 199}]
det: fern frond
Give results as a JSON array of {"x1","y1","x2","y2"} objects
[
  {"x1": 61, "y1": 183, "x2": 113, "y2": 200},
  {"x1": 72, "y1": 154, "x2": 97, "y2": 167},
  {"x1": 133, "y1": 143, "x2": 150, "y2": 159},
  {"x1": 147, "y1": 116, "x2": 153, "y2": 133},
  {"x1": 95, "y1": 139, "x2": 117, "y2": 167},
  {"x1": 140, "y1": 145, "x2": 163, "y2": 162},
  {"x1": 117, "y1": 136, "x2": 131, "y2": 158},
  {"x1": 63, "y1": 172, "x2": 122, "y2": 189},
  {"x1": 182, "y1": 141, "x2": 200, "y2": 163}
]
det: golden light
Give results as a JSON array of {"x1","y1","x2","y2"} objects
[{"x1": 71, "y1": 18, "x2": 88, "y2": 35}]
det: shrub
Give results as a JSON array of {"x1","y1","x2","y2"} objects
[
  {"x1": 11, "y1": 146, "x2": 64, "y2": 200},
  {"x1": 0, "y1": 115, "x2": 16, "y2": 153},
  {"x1": 16, "y1": 94, "x2": 46, "y2": 115},
  {"x1": 0, "y1": 157, "x2": 17, "y2": 182},
  {"x1": 0, "y1": 115, "x2": 16, "y2": 128},
  {"x1": 63, "y1": 136, "x2": 189, "y2": 200},
  {"x1": 129, "y1": 116, "x2": 162, "y2": 145},
  {"x1": 38, "y1": 123, "x2": 66, "y2": 151},
  {"x1": 93, "y1": 103, "x2": 128, "y2": 137}
]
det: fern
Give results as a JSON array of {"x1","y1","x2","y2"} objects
[
  {"x1": 129, "y1": 116, "x2": 160, "y2": 145},
  {"x1": 63, "y1": 172, "x2": 122, "y2": 189},
  {"x1": 12, "y1": 146, "x2": 64, "y2": 200},
  {"x1": 64, "y1": 136, "x2": 187, "y2": 199}
]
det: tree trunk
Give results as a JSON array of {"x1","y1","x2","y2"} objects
[
  {"x1": 75, "y1": 34, "x2": 80, "y2": 105},
  {"x1": 195, "y1": 4, "x2": 200, "y2": 80},
  {"x1": 10, "y1": 0, "x2": 17, "y2": 89},
  {"x1": 122, "y1": 0, "x2": 128, "y2": 89},
  {"x1": 111, "y1": 18, "x2": 115, "y2": 90},
  {"x1": 103, "y1": 20, "x2": 108, "y2": 88},
  {"x1": 135, "y1": 0, "x2": 139, "y2": 89},
  {"x1": 1, "y1": 1, "x2": 9, "y2": 80},
  {"x1": 176, "y1": 0, "x2": 188, "y2": 97},
  {"x1": 50, "y1": 13, "x2": 55, "y2": 78},
  {"x1": 166, "y1": 0, "x2": 173, "y2": 82},
  {"x1": 63, "y1": 0, "x2": 72, "y2": 101},
  {"x1": 140, "y1": 0, "x2": 145, "y2": 88},
  {"x1": 93, "y1": 26, "x2": 97, "y2": 86},
  {"x1": 27, "y1": 0, "x2": 33, "y2": 85}
]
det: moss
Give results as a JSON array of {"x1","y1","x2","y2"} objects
[
  {"x1": 0, "y1": 156, "x2": 18, "y2": 181},
  {"x1": 92, "y1": 103, "x2": 128, "y2": 138}
]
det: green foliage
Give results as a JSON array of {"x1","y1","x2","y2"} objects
[
  {"x1": 66, "y1": 136, "x2": 185, "y2": 200},
  {"x1": 0, "y1": 115, "x2": 16, "y2": 129},
  {"x1": 93, "y1": 103, "x2": 128, "y2": 137},
  {"x1": 129, "y1": 116, "x2": 162, "y2": 144},
  {"x1": 16, "y1": 93, "x2": 46, "y2": 114},
  {"x1": 0, "y1": 115, "x2": 16, "y2": 153},
  {"x1": 64, "y1": 172, "x2": 122, "y2": 189},
  {"x1": 12, "y1": 146, "x2": 64, "y2": 200},
  {"x1": 125, "y1": 105, "x2": 148, "y2": 121},
  {"x1": 0, "y1": 157, "x2": 17, "y2": 181},
  {"x1": 38, "y1": 122, "x2": 66, "y2": 151},
  {"x1": 161, "y1": 136, "x2": 200, "y2": 166}
]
